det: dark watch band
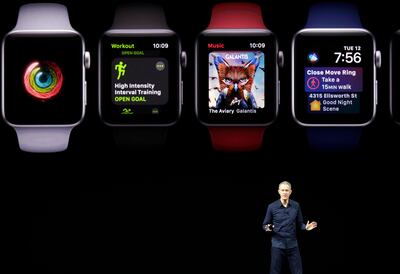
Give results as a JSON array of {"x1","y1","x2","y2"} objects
[
  {"x1": 113, "y1": 127, "x2": 168, "y2": 150},
  {"x1": 111, "y1": 3, "x2": 168, "y2": 29}
]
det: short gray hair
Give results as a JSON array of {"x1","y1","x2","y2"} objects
[{"x1": 279, "y1": 181, "x2": 292, "y2": 189}]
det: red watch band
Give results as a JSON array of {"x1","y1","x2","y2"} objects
[
  {"x1": 207, "y1": 2, "x2": 266, "y2": 151},
  {"x1": 209, "y1": 127, "x2": 266, "y2": 151},
  {"x1": 208, "y1": 2, "x2": 266, "y2": 29}
]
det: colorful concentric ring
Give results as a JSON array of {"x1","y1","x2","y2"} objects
[{"x1": 23, "y1": 61, "x2": 63, "y2": 100}]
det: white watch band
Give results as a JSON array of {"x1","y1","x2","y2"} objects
[
  {"x1": 15, "y1": 127, "x2": 73, "y2": 153},
  {"x1": 13, "y1": 3, "x2": 76, "y2": 153},
  {"x1": 14, "y1": 3, "x2": 73, "y2": 30}
]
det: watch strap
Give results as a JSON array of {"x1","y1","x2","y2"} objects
[
  {"x1": 307, "y1": 128, "x2": 361, "y2": 152},
  {"x1": 111, "y1": 3, "x2": 168, "y2": 29},
  {"x1": 15, "y1": 127, "x2": 73, "y2": 153},
  {"x1": 209, "y1": 127, "x2": 265, "y2": 151},
  {"x1": 208, "y1": 2, "x2": 266, "y2": 29},
  {"x1": 305, "y1": 2, "x2": 362, "y2": 28},
  {"x1": 113, "y1": 127, "x2": 168, "y2": 150},
  {"x1": 14, "y1": 3, "x2": 73, "y2": 30}
]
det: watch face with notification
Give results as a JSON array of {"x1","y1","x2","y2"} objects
[
  {"x1": 2, "y1": 31, "x2": 85, "y2": 125},
  {"x1": 196, "y1": 30, "x2": 278, "y2": 125},
  {"x1": 292, "y1": 29, "x2": 376, "y2": 126},
  {"x1": 99, "y1": 30, "x2": 181, "y2": 126}
]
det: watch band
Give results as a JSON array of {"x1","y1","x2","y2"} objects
[
  {"x1": 110, "y1": 4, "x2": 169, "y2": 149},
  {"x1": 113, "y1": 128, "x2": 167, "y2": 150},
  {"x1": 207, "y1": 2, "x2": 266, "y2": 152},
  {"x1": 15, "y1": 127, "x2": 73, "y2": 153},
  {"x1": 112, "y1": 4, "x2": 168, "y2": 29},
  {"x1": 208, "y1": 2, "x2": 266, "y2": 29},
  {"x1": 305, "y1": 3, "x2": 362, "y2": 28},
  {"x1": 305, "y1": 2, "x2": 362, "y2": 151},
  {"x1": 14, "y1": 3, "x2": 73, "y2": 30},
  {"x1": 12, "y1": 3, "x2": 76, "y2": 153}
]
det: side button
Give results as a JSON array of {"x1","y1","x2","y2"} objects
[
  {"x1": 84, "y1": 52, "x2": 91, "y2": 69},
  {"x1": 278, "y1": 80, "x2": 281, "y2": 105},
  {"x1": 180, "y1": 81, "x2": 184, "y2": 105},
  {"x1": 278, "y1": 51, "x2": 284, "y2": 68},
  {"x1": 180, "y1": 52, "x2": 187, "y2": 69},
  {"x1": 375, "y1": 51, "x2": 381, "y2": 69},
  {"x1": 375, "y1": 80, "x2": 378, "y2": 105},
  {"x1": 84, "y1": 81, "x2": 87, "y2": 106}
]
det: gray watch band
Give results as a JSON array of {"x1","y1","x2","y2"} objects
[{"x1": 12, "y1": 3, "x2": 76, "y2": 153}]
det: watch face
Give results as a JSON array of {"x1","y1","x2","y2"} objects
[
  {"x1": 2, "y1": 32, "x2": 84, "y2": 125},
  {"x1": 391, "y1": 31, "x2": 400, "y2": 123},
  {"x1": 292, "y1": 30, "x2": 376, "y2": 125},
  {"x1": 99, "y1": 30, "x2": 181, "y2": 126},
  {"x1": 196, "y1": 30, "x2": 278, "y2": 125}
]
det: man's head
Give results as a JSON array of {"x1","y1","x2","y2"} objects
[{"x1": 278, "y1": 181, "x2": 292, "y2": 201}]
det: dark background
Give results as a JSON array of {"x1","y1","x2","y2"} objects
[{"x1": 1, "y1": 0, "x2": 398, "y2": 273}]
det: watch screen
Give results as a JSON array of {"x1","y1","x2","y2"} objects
[
  {"x1": 3, "y1": 32, "x2": 84, "y2": 125},
  {"x1": 391, "y1": 31, "x2": 400, "y2": 123},
  {"x1": 99, "y1": 31, "x2": 180, "y2": 125},
  {"x1": 196, "y1": 30, "x2": 278, "y2": 125},
  {"x1": 293, "y1": 30, "x2": 375, "y2": 125}
]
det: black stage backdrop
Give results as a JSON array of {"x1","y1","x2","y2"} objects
[{"x1": 1, "y1": 0, "x2": 398, "y2": 273}]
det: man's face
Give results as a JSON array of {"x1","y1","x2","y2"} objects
[{"x1": 278, "y1": 184, "x2": 292, "y2": 200}]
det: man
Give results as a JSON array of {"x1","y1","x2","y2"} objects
[{"x1": 263, "y1": 181, "x2": 317, "y2": 274}]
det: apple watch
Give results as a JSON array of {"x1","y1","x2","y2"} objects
[
  {"x1": 195, "y1": 2, "x2": 283, "y2": 151},
  {"x1": 292, "y1": 3, "x2": 381, "y2": 151},
  {"x1": 99, "y1": 4, "x2": 186, "y2": 149},
  {"x1": 1, "y1": 3, "x2": 90, "y2": 153},
  {"x1": 391, "y1": 30, "x2": 400, "y2": 124}
]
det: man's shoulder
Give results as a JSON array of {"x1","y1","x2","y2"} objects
[
  {"x1": 290, "y1": 199, "x2": 300, "y2": 207},
  {"x1": 268, "y1": 199, "x2": 281, "y2": 208}
]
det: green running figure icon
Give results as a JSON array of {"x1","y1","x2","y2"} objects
[{"x1": 115, "y1": 61, "x2": 127, "y2": 80}]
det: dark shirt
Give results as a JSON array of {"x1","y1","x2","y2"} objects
[{"x1": 263, "y1": 199, "x2": 306, "y2": 249}]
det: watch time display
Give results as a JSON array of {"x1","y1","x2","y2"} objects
[
  {"x1": 293, "y1": 30, "x2": 375, "y2": 125},
  {"x1": 2, "y1": 32, "x2": 84, "y2": 125},
  {"x1": 196, "y1": 30, "x2": 278, "y2": 125},
  {"x1": 99, "y1": 31, "x2": 181, "y2": 125}
]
